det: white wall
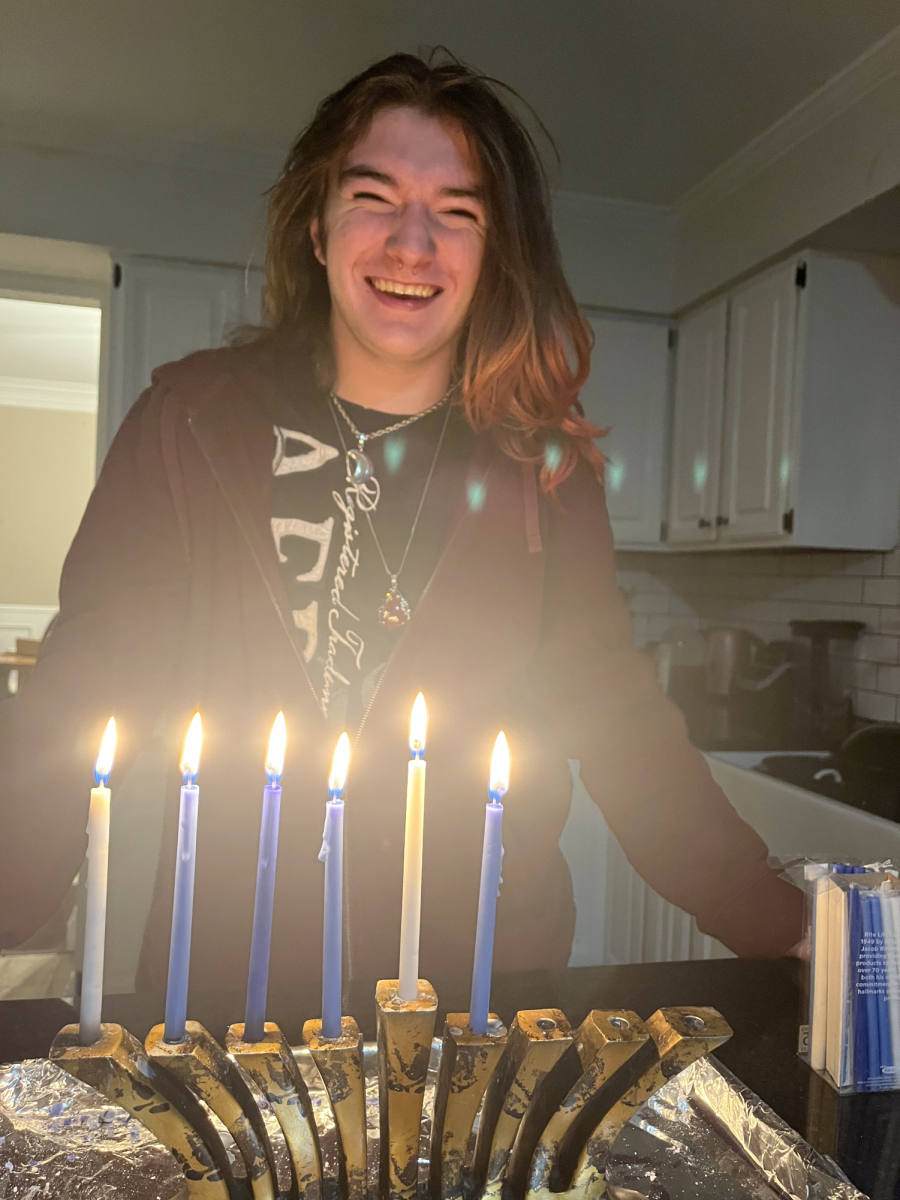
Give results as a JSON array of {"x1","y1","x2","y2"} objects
[
  {"x1": 0, "y1": 143, "x2": 270, "y2": 269},
  {"x1": 552, "y1": 193, "x2": 673, "y2": 314}
]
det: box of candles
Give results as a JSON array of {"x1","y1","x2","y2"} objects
[{"x1": 804, "y1": 861, "x2": 900, "y2": 1093}]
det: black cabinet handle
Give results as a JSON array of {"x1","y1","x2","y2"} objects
[
  {"x1": 715, "y1": 515, "x2": 730, "y2": 527},
  {"x1": 698, "y1": 517, "x2": 712, "y2": 529}
]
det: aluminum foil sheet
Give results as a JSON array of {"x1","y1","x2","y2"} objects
[{"x1": 0, "y1": 1048, "x2": 864, "y2": 1200}]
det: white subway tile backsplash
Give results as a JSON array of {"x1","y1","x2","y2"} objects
[
  {"x1": 858, "y1": 634, "x2": 899, "y2": 665},
  {"x1": 855, "y1": 690, "x2": 898, "y2": 722},
  {"x1": 853, "y1": 661, "x2": 879, "y2": 690},
  {"x1": 863, "y1": 577, "x2": 900, "y2": 606},
  {"x1": 877, "y1": 665, "x2": 900, "y2": 696}
]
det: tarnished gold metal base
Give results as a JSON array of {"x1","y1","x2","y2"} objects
[
  {"x1": 471, "y1": 1009, "x2": 573, "y2": 1200},
  {"x1": 50, "y1": 1023, "x2": 236, "y2": 1199},
  {"x1": 428, "y1": 1013, "x2": 508, "y2": 1200},
  {"x1": 375, "y1": 979, "x2": 438, "y2": 1200},
  {"x1": 146, "y1": 1021, "x2": 279, "y2": 1200},
  {"x1": 52, "y1": 996, "x2": 732, "y2": 1200},
  {"x1": 562, "y1": 1006, "x2": 733, "y2": 1200},
  {"x1": 227, "y1": 1021, "x2": 323, "y2": 1200},
  {"x1": 303, "y1": 1016, "x2": 367, "y2": 1200}
]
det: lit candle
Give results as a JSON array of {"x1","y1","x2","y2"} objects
[
  {"x1": 80, "y1": 717, "x2": 116, "y2": 1045},
  {"x1": 320, "y1": 732, "x2": 350, "y2": 1039},
  {"x1": 244, "y1": 712, "x2": 286, "y2": 1043},
  {"x1": 468, "y1": 732, "x2": 510, "y2": 1036},
  {"x1": 399, "y1": 693, "x2": 428, "y2": 1000},
  {"x1": 164, "y1": 712, "x2": 202, "y2": 1043}
]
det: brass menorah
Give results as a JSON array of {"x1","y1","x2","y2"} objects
[{"x1": 49, "y1": 979, "x2": 731, "y2": 1200}]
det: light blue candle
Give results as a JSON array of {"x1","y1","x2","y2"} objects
[
  {"x1": 469, "y1": 733, "x2": 509, "y2": 1036},
  {"x1": 244, "y1": 712, "x2": 286, "y2": 1044},
  {"x1": 164, "y1": 712, "x2": 203, "y2": 1043},
  {"x1": 320, "y1": 733, "x2": 350, "y2": 1039}
]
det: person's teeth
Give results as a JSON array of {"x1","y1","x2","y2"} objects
[{"x1": 372, "y1": 279, "x2": 438, "y2": 297}]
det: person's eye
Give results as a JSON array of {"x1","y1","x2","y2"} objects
[
  {"x1": 352, "y1": 190, "x2": 391, "y2": 204},
  {"x1": 443, "y1": 207, "x2": 480, "y2": 223}
]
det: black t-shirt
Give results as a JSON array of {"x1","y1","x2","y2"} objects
[{"x1": 271, "y1": 381, "x2": 474, "y2": 729}]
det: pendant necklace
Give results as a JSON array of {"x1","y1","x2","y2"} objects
[
  {"x1": 330, "y1": 389, "x2": 451, "y2": 486},
  {"x1": 330, "y1": 391, "x2": 453, "y2": 629}
]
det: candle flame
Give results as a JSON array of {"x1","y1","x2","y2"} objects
[
  {"x1": 329, "y1": 732, "x2": 350, "y2": 799},
  {"x1": 266, "y1": 711, "x2": 286, "y2": 783},
  {"x1": 180, "y1": 712, "x2": 203, "y2": 783},
  {"x1": 409, "y1": 692, "x2": 428, "y2": 758},
  {"x1": 489, "y1": 732, "x2": 510, "y2": 801},
  {"x1": 94, "y1": 717, "x2": 117, "y2": 786}
]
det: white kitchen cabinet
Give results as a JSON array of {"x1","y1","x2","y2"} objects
[
  {"x1": 105, "y1": 256, "x2": 263, "y2": 451},
  {"x1": 719, "y1": 263, "x2": 798, "y2": 541},
  {"x1": 668, "y1": 251, "x2": 900, "y2": 550},
  {"x1": 579, "y1": 312, "x2": 671, "y2": 546},
  {"x1": 666, "y1": 299, "x2": 727, "y2": 544}
]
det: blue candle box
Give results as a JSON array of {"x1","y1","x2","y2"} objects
[{"x1": 803, "y1": 866, "x2": 900, "y2": 1094}]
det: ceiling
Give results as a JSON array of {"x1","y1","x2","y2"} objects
[{"x1": 1, "y1": 1, "x2": 900, "y2": 204}]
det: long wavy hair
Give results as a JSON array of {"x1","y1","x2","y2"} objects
[{"x1": 255, "y1": 51, "x2": 604, "y2": 493}]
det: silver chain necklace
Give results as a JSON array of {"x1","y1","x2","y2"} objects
[
  {"x1": 330, "y1": 389, "x2": 451, "y2": 486},
  {"x1": 329, "y1": 394, "x2": 453, "y2": 629}
]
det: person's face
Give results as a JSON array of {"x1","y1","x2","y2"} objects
[{"x1": 311, "y1": 106, "x2": 487, "y2": 369}]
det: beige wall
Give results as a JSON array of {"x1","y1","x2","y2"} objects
[{"x1": 0, "y1": 405, "x2": 96, "y2": 606}]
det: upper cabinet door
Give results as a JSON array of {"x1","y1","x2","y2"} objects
[
  {"x1": 105, "y1": 257, "x2": 263, "y2": 451},
  {"x1": 667, "y1": 299, "x2": 727, "y2": 544},
  {"x1": 718, "y1": 262, "x2": 799, "y2": 542},
  {"x1": 578, "y1": 314, "x2": 671, "y2": 546}
]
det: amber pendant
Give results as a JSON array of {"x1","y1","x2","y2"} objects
[
  {"x1": 378, "y1": 580, "x2": 411, "y2": 629},
  {"x1": 346, "y1": 443, "x2": 374, "y2": 484}
]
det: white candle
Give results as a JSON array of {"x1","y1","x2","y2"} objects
[
  {"x1": 399, "y1": 693, "x2": 428, "y2": 1001},
  {"x1": 80, "y1": 717, "x2": 116, "y2": 1045}
]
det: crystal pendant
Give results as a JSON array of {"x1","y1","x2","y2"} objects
[
  {"x1": 346, "y1": 446, "x2": 374, "y2": 484},
  {"x1": 378, "y1": 580, "x2": 411, "y2": 629}
]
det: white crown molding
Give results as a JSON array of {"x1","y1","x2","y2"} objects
[
  {"x1": 553, "y1": 190, "x2": 673, "y2": 233},
  {"x1": 0, "y1": 375, "x2": 97, "y2": 413},
  {"x1": 676, "y1": 22, "x2": 900, "y2": 223}
]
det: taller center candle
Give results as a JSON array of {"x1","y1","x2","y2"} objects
[
  {"x1": 320, "y1": 732, "x2": 350, "y2": 1039},
  {"x1": 164, "y1": 712, "x2": 202, "y2": 1044},
  {"x1": 398, "y1": 693, "x2": 428, "y2": 1001}
]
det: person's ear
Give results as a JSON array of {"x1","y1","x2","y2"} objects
[{"x1": 310, "y1": 217, "x2": 326, "y2": 267}]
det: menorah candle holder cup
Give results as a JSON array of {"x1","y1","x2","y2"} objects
[
  {"x1": 145, "y1": 1020, "x2": 281, "y2": 1200},
  {"x1": 52, "y1": 996, "x2": 732, "y2": 1200},
  {"x1": 227, "y1": 1021, "x2": 324, "y2": 1200},
  {"x1": 49, "y1": 1022, "x2": 237, "y2": 1199},
  {"x1": 302, "y1": 1016, "x2": 367, "y2": 1200},
  {"x1": 375, "y1": 979, "x2": 438, "y2": 1200}
]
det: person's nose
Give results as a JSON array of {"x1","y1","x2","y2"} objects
[{"x1": 384, "y1": 201, "x2": 436, "y2": 274}]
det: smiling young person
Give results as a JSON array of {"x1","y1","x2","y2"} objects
[{"x1": 0, "y1": 54, "x2": 802, "y2": 991}]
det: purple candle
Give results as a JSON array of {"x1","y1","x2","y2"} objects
[
  {"x1": 244, "y1": 712, "x2": 286, "y2": 1043},
  {"x1": 469, "y1": 733, "x2": 510, "y2": 1035},
  {"x1": 320, "y1": 732, "x2": 350, "y2": 1039},
  {"x1": 164, "y1": 712, "x2": 202, "y2": 1043}
]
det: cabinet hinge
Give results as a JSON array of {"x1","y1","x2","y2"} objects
[
  {"x1": 667, "y1": 327, "x2": 678, "y2": 350},
  {"x1": 113, "y1": 263, "x2": 123, "y2": 288},
  {"x1": 795, "y1": 263, "x2": 807, "y2": 289},
  {"x1": 782, "y1": 509, "x2": 795, "y2": 534},
  {"x1": 660, "y1": 519, "x2": 668, "y2": 542}
]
